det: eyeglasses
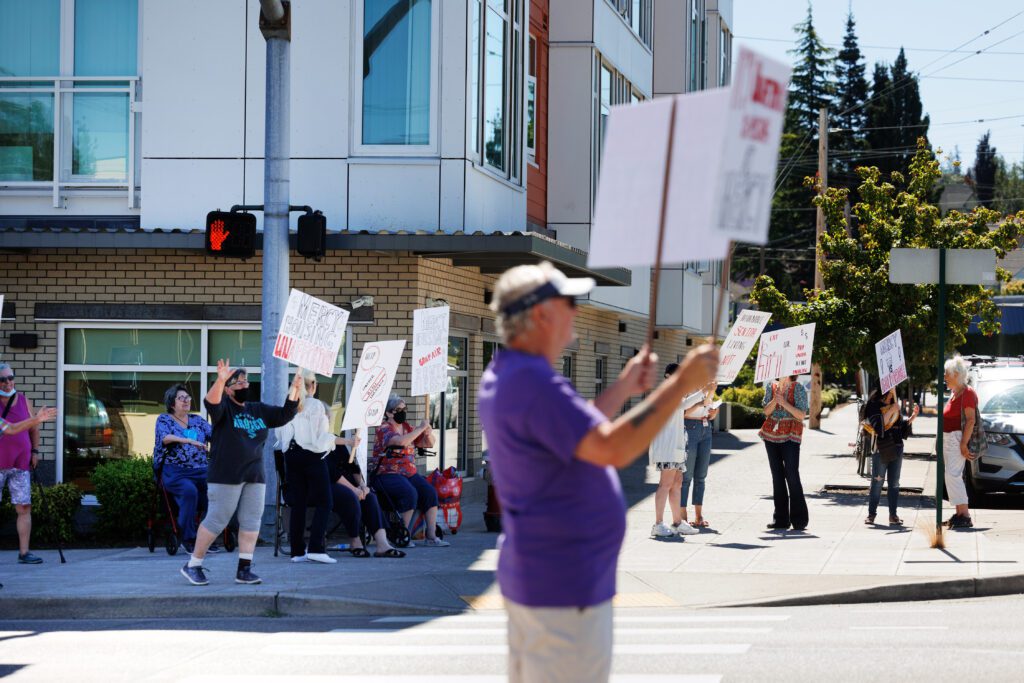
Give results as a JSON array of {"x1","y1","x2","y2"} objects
[
  {"x1": 227, "y1": 379, "x2": 249, "y2": 388},
  {"x1": 0, "y1": 376, "x2": 14, "y2": 382},
  {"x1": 176, "y1": 395, "x2": 192, "y2": 402}
]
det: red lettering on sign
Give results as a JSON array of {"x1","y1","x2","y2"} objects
[
  {"x1": 741, "y1": 116, "x2": 770, "y2": 142},
  {"x1": 274, "y1": 335, "x2": 292, "y2": 359},
  {"x1": 752, "y1": 66, "x2": 786, "y2": 112}
]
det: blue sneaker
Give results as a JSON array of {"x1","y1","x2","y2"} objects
[
  {"x1": 235, "y1": 565, "x2": 262, "y2": 584},
  {"x1": 180, "y1": 563, "x2": 209, "y2": 586},
  {"x1": 18, "y1": 552, "x2": 43, "y2": 564}
]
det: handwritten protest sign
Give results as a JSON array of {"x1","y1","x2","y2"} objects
[
  {"x1": 755, "y1": 323, "x2": 816, "y2": 384},
  {"x1": 876, "y1": 330, "x2": 908, "y2": 394},
  {"x1": 273, "y1": 289, "x2": 350, "y2": 376},
  {"x1": 588, "y1": 46, "x2": 791, "y2": 268},
  {"x1": 411, "y1": 306, "x2": 450, "y2": 396},
  {"x1": 342, "y1": 340, "x2": 406, "y2": 432},
  {"x1": 717, "y1": 310, "x2": 772, "y2": 385}
]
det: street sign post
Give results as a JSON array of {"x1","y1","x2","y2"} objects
[{"x1": 889, "y1": 247, "x2": 996, "y2": 538}]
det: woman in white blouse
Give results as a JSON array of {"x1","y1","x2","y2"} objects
[{"x1": 275, "y1": 370, "x2": 352, "y2": 564}]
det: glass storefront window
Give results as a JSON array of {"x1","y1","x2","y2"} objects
[
  {"x1": 362, "y1": 0, "x2": 432, "y2": 145},
  {"x1": 72, "y1": 93, "x2": 129, "y2": 179},
  {"x1": 208, "y1": 329, "x2": 261, "y2": 367},
  {"x1": 0, "y1": 94, "x2": 54, "y2": 181},
  {"x1": 428, "y1": 337, "x2": 469, "y2": 471},
  {"x1": 74, "y1": 0, "x2": 138, "y2": 77},
  {"x1": 0, "y1": 0, "x2": 60, "y2": 77},
  {"x1": 65, "y1": 328, "x2": 200, "y2": 366}
]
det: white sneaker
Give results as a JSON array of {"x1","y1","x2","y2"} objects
[
  {"x1": 673, "y1": 521, "x2": 700, "y2": 536},
  {"x1": 305, "y1": 552, "x2": 338, "y2": 564},
  {"x1": 651, "y1": 522, "x2": 674, "y2": 538},
  {"x1": 290, "y1": 554, "x2": 309, "y2": 563},
  {"x1": 423, "y1": 538, "x2": 450, "y2": 547}
]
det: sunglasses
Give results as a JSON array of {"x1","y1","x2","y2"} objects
[{"x1": 0, "y1": 375, "x2": 14, "y2": 382}]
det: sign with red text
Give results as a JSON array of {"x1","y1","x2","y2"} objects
[
  {"x1": 341, "y1": 340, "x2": 406, "y2": 431},
  {"x1": 755, "y1": 323, "x2": 816, "y2": 384},
  {"x1": 411, "y1": 306, "x2": 450, "y2": 396},
  {"x1": 876, "y1": 329, "x2": 908, "y2": 394},
  {"x1": 587, "y1": 46, "x2": 790, "y2": 268},
  {"x1": 716, "y1": 309, "x2": 773, "y2": 385},
  {"x1": 273, "y1": 289, "x2": 350, "y2": 376}
]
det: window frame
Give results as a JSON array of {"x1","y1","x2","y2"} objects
[
  {"x1": 525, "y1": 33, "x2": 537, "y2": 166},
  {"x1": 55, "y1": 321, "x2": 353, "y2": 488},
  {"x1": 351, "y1": 0, "x2": 441, "y2": 156}
]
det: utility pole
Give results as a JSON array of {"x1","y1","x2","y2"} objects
[
  {"x1": 809, "y1": 107, "x2": 827, "y2": 429},
  {"x1": 259, "y1": 0, "x2": 290, "y2": 532}
]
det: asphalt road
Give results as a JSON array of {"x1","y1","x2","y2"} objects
[{"x1": 2, "y1": 595, "x2": 1023, "y2": 681}]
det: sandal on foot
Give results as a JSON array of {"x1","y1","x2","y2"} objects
[
  {"x1": 374, "y1": 548, "x2": 406, "y2": 558},
  {"x1": 865, "y1": 515, "x2": 876, "y2": 525},
  {"x1": 889, "y1": 516, "x2": 904, "y2": 526},
  {"x1": 696, "y1": 519, "x2": 710, "y2": 528},
  {"x1": 348, "y1": 547, "x2": 371, "y2": 558}
]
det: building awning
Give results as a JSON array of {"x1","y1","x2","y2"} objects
[{"x1": 0, "y1": 223, "x2": 631, "y2": 287}]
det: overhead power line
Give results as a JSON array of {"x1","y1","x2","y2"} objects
[{"x1": 736, "y1": 35, "x2": 1024, "y2": 56}]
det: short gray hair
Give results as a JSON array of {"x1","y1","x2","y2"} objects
[
  {"x1": 386, "y1": 393, "x2": 404, "y2": 413},
  {"x1": 944, "y1": 355, "x2": 969, "y2": 385},
  {"x1": 0, "y1": 363, "x2": 10, "y2": 376}
]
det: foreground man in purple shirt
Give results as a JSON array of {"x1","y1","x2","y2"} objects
[{"x1": 478, "y1": 262, "x2": 719, "y2": 682}]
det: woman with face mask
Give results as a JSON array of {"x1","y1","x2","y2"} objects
[
  {"x1": 370, "y1": 394, "x2": 450, "y2": 547},
  {"x1": 864, "y1": 386, "x2": 919, "y2": 526},
  {"x1": 760, "y1": 374, "x2": 809, "y2": 531}
]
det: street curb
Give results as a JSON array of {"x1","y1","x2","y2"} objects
[
  {"x1": 0, "y1": 593, "x2": 465, "y2": 620},
  {"x1": 718, "y1": 573, "x2": 1024, "y2": 608}
]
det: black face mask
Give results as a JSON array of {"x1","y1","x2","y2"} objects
[
  {"x1": 393, "y1": 409, "x2": 407, "y2": 424},
  {"x1": 231, "y1": 386, "x2": 250, "y2": 403}
]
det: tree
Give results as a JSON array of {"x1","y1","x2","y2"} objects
[
  {"x1": 750, "y1": 140, "x2": 1024, "y2": 388},
  {"x1": 864, "y1": 50, "x2": 930, "y2": 181},
  {"x1": 971, "y1": 131, "x2": 998, "y2": 208},
  {"x1": 830, "y1": 12, "x2": 869, "y2": 187},
  {"x1": 733, "y1": 3, "x2": 833, "y2": 297},
  {"x1": 995, "y1": 157, "x2": 1024, "y2": 215}
]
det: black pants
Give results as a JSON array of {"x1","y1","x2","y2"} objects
[
  {"x1": 764, "y1": 439, "x2": 809, "y2": 528},
  {"x1": 285, "y1": 446, "x2": 332, "y2": 556},
  {"x1": 331, "y1": 482, "x2": 387, "y2": 537}
]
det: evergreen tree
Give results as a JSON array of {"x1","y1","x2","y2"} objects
[
  {"x1": 865, "y1": 49, "x2": 930, "y2": 181},
  {"x1": 972, "y1": 131, "x2": 998, "y2": 208},
  {"x1": 831, "y1": 12, "x2": 869, "y2": 187}
]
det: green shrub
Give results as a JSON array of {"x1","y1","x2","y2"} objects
[
  {"x1": 727, "y1": 402, "x2": 766, "y2": 429},
  {"x1": 91, "y1": 457, "x2": 156, "y2": 540},
  {"x1": 0, "y1": 480, "x2": 82, "y2": 544},
  {"x1": 720, "y1": 385, "x2": 765, "y2": 409},
  {"x1": 821, "y1": 388, "x2": 839, "y2": 410}
]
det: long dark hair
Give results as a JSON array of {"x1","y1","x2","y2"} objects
[{"x1": 163, "y1": 383, "x2": 191, "y2": 413}]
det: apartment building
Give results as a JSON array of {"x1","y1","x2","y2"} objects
[{"x1": 0, "y1": 0, "x2": 732, "y2": 489}]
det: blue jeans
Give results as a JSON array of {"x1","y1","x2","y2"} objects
[
  {"x1": 160, "y1": 464, "x2": 208, "y2": 543},
  {"x1": 682, "y1": 420, "x2": 712, "y2": 507},
  {"x1": 868, "y1": 449, "x2": 903, "y2": 518}
]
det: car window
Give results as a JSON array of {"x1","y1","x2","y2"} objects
[{"x1": 977, "y1": 380, "x2": 1024, "y2": 414}]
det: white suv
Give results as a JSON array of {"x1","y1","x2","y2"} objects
[{"x1": 965, "y1": 361, "x2": 1024, "y2": 501}]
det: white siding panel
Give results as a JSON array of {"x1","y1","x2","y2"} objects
[
  {"x1": 683, "y1": 270, "x2": 704, "y2": 330},
  {"x1": 652, "y1": 0, "x2": 687, "y2": 95},
  {"x1": 439, "y1": 0, "x2": 469, "y2": 159},
  {"x1": 141, "y1": 159, "x2": 243, "y2": 229},
  {"x1": 547, "y1": 46, "x2": 594, "y2": 225},
  {"x1": 464, "y1": 165, "x2": 526, "y2": 232},
  {"x1": 593, "y1": 0, "x2": 653, "y2": 95},
  {"x1": 348, "y1": 163, "x2": 440, "y2": 231},
  {"x1": 141, "y1": 0, "x2": 246, "y2": 158},
  {"x1": 292, "y1": 0, "x2": 350, "y2": 158},
  {"x1": 656, "y1": 268, "x2": 685, "y2": 327},
  {"x1": 244, "y1": 8, "x2": 266, "y2": 158},
  {"x1": 243, "y1": 159, "x2": 348, "y2": 231},
  {"x1": 592, "y1": 266, "x2": 651, "y2": 317},
  {"x1": 440, "y1": 160, "x2": 466, "y2": 232}
]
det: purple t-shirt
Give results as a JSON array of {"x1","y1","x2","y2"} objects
[{"x1": 478, "y1": 349, "x2": 626, "y2": 608}]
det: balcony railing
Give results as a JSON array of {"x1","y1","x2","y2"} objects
[{"x1": 0, "y1": 76, "x2": 140, "y2": 209}]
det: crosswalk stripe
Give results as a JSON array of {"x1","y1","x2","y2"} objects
[
  {"x1": 373, "y1": 614, "x2": 789, "y2": 624},
  {"x1": 263, "y1": 643, "x2": 750, "y2": 657},
  {"x1": 178, "y1": 676, "x2": 723, "y2": 683},
  {"x1": 849, "y1": 626, "x2": 948, "y2": 631},
  {"x1": 329, "y1": 627, "x2": 771, "y2": 636}
]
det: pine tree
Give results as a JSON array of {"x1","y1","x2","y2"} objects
[
  {"x1": 831, "y1": 12, "x2": 869, "y2": 187},
  {"x1": 972, "y1": 131, "x2": 998, "y2": 207},
  {"x1": 865, "y1": 49, "x2": 930, "y2": 181}
]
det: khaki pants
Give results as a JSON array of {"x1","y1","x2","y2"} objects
[
  {"x1": 505, "y1": 598, "x2": 613, "y2": 683},
  {"x1": 942, "y1": 430, "x2": 970, "y2": 506}
]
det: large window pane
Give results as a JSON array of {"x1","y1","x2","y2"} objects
[
  {"x1": 0, "y1": 94, "x2": 53, "y2": 181},
  {"x1": 65, "y1": 328, "x2": 200, "y2": 366},
  {"x1": 74, "y1": 0, "x2": 138, "y2": 76},
  {"x1": 0, "y1": 0, "x2": 59, "y2": 77},
  {"x1": 469, "y1": 0, "x2": 482, "y2": 157},
  {"x1": 72, "y1": 93, "x2": 129, "y2": 179},
  {"x1": 362, "y1": 0, "x2": 432, "y2": 145},
  {"x1": 483, "y1": 6, "x2": 506, "y2": 170},
  {"x1": 63, "y1": 371, "x2": 200, "y2": 491},
  {"x1": 207, "y1": 330, "x2": 261, "y2": 367}
]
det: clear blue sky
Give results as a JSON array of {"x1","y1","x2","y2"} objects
[{"x1": 733, "y1": 0, "x2": 1024, "y2": 170}]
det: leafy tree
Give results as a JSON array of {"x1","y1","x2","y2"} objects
[
  {"x1": 1003, "y1": 279, "x2": 1024, "y2": 296},
  {"x1": 830, "y1": 12, "x2": 869, "y2": 187},
  {"x1": 971, "y1": 131, "x2": 998, "y2": 208},
  {"x1": 995, "y1": 157, "x2": 1024, "y2": 215},
  {"x1": 750, "y1": 140, "x2": 1024, "y2": 387}
]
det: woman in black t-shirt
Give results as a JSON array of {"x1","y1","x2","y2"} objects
[{"x1": 328, "y1": 442, "x2": 405, "y2": 558}]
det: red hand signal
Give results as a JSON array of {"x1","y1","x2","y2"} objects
[{"x1": 210, "y1": 219, "x2": 230, "y2": 250}]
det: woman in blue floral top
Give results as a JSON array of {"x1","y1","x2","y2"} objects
[
  {"x1": 760, "y1": 375, "x2": 809, "y2": 531},
  {"x1": 154, "y1": 383, "x2": 213, "y2": 551}
]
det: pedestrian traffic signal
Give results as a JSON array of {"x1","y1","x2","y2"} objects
[
  {"x1": 297, "y1": 210, "x2": 327, "y2": 260},
  {"x1": 205, "y1": 211, "x2": 256, "y2": 258}
]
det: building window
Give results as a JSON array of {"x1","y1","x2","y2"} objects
[
  {"x1": 361, "y1": 0, "x2": 433, "y2": 146},
  {"x1": 470, "y1": 0, "x2": 524, "y2": 181},
  {"x1": 561, "y1": 353, "x2": 575, "y2": 382},
  {"x1": 689, "y1": 0, "x2": 706, "y2": 92},
  {"x1": 526, "y1": 35, "x2": 536, "y2": 164},
  {"x1": 719, "y1": 23, "x2": 732, "y2": 87},
  {"x1": 595, "y1": 356, "x2": 607, "y2": 396},
  {"x1": 58, "y1": 324, "x2": 350, "y2": 491},
  {"x1": 593, "y1": 59, "x2": 636, "y2": 202},
  {"x1": 428, "y1": 336, "x2": 469, "y2": 472},
  {"x1": 0, "y1": 0, "x2": 139, "y2": 202}
]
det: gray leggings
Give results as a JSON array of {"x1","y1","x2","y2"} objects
[{"x1": 201, "y1": 482, "x2": 266, "y2": 534}]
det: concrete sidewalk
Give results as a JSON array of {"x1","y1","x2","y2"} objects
[{"x1": 2, "y1": 402, "x2": 1023, "y2": 618}]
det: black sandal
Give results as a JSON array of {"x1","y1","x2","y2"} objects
[
  {"x1": 348, "y1": 547, "x2": 371, "y2": 558},
  {"x1": 374, "y1": 548, "x2": 406, "y2": 558}
]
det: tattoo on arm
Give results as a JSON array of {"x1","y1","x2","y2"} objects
[{"x1": 627, "y1": 400, "x2": 657, "y2": 429}]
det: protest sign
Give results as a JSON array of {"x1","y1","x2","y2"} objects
[
  {"x1": 755, "y1": 323, "x2": 816, "y2": 384},
  {"x1": 716, "y1": 309, "x2": 772, "y2": 385},
  {"x1": 411, "y1": 306, "x2": 450, "y2": 396},
  {"x1": 353, "y1": 428, "x2": 368, "y2": 482},
  {"x1": 341, "y1": 340, "x2": 406, "y2": 432},
  {"x1": 876, "y1": 330, "x2": 908, "y2": 394},
  {"x1": 0, "y1": 294, "x2": 4, "y2": 329},
  {"x1": 273, "y1": 289, "x2": 350, "y2": 376},
  {"x1": 588, "y1": 46, "x2": 791, "y2": 268}
]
